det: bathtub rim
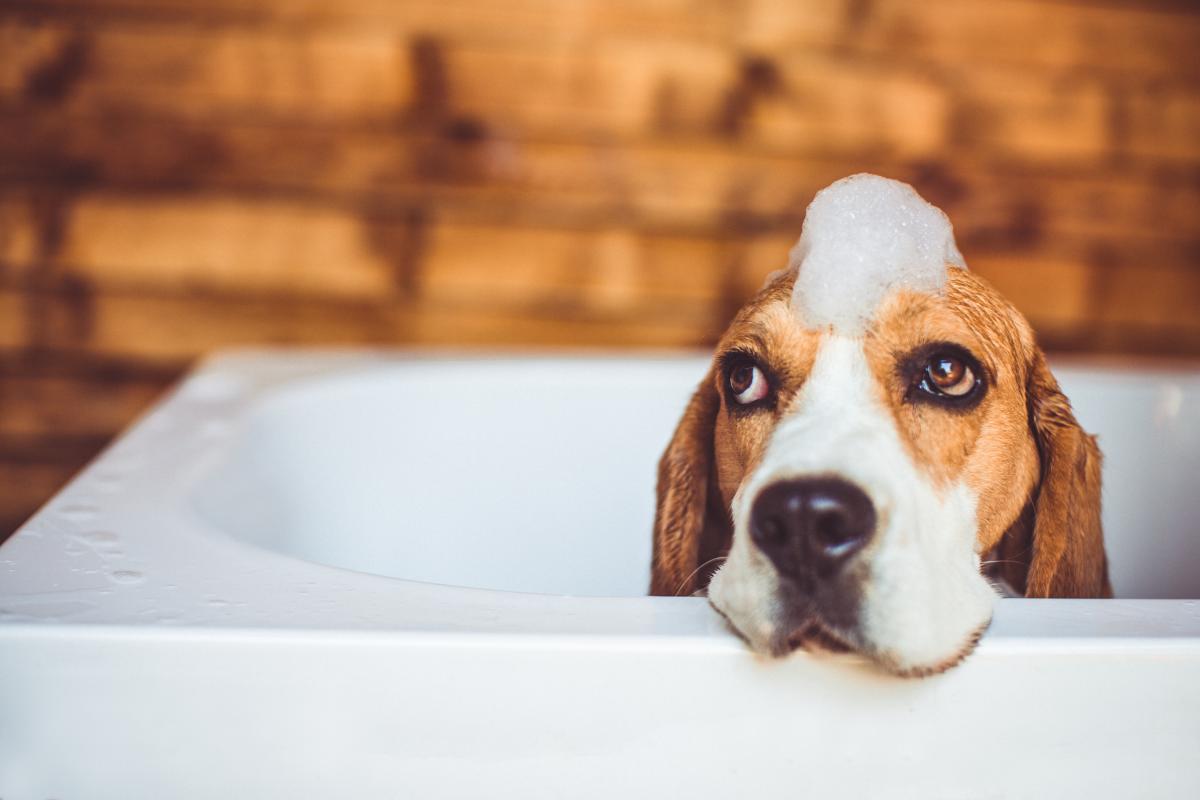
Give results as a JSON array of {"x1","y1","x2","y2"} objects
[{"x1": 1, "y1": 348, "x2": 1198, "y2": 648}]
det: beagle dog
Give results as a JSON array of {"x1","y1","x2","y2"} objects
[{"x1": 650, "y1": 174, "x2": 1111, "y2": 677}]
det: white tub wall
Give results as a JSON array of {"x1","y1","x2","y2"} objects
[
  {"x1": 190, "y1": 355, "x2": 1200, "y2": 599},
  {"x1": 4, "y1": 620, "x2": 1199, "y2": 800},
  {"x1": 1, "y1": 351, "x2": 1199, "y2": 800},
  {"x1": 1062, "y1": 368, "x2": 1200, "y2": 599},
  {"x1": 191, "y1": 358, "x2": 700, "y2": 597}
]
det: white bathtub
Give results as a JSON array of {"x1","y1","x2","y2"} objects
[{"x1": 1, "y1": 351, "x2": 1198, "y2": 798}]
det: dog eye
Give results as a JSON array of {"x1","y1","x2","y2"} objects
[
  {"x1": 729, "y1": 363, "x2": 769, "y2": 405},
  {"x1": 921, "y1": 354, "x2": 976, "y2": 398}
]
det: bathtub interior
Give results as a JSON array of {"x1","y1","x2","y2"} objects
[{"x1": 191, "y1": 356, "x2": 1200, "y2": 600}]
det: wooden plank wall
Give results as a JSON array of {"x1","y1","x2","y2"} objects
[{"x1": 1, "y1": 0, "x2": 1198, "y2": 534}]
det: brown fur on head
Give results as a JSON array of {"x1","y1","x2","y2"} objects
[{"x1": 650, "y1": 268, "x2": 1110, "y2": 674}]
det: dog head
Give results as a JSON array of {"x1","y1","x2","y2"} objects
[{"x1": 650, "y1": 175, "x2": 1110, "y2": 677}]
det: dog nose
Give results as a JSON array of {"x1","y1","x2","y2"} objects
[{"x1": 750, "y1": 478, "x2": 877, "y2": 580}]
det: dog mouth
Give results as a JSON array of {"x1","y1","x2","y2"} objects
[
  {"x1": 768, "y1": 611, "x2": 992, "y2": 678},
  {"x1": 775, "y1": 617, "x2": 856, "y2": 657},
  {"x1": 707, "y1": 589, "x2": 861, "y2": 660},
  {"x1": 708, "y1": 581, "x2": 991, "y2": 677},
  {"x1": 776, "y1": 617, "x2": 990, "y2": 677}
]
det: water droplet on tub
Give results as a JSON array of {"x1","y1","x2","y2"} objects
[
  {"x1": 60, "y1": 503, "x2": 99, "y2": 522},
  {"x1": 94, "y1": 472, "x2": 127, "y2": 494},
  {"x1": 187, "y1": 372, "x2": 243, "y2": 402},
  {"x1": 110, "y1": 570, "x2": 145, "y2": 585},
  {"x1": 1154, "y1": 384, "x2": 1184, "y2": 427},
  {"x1": 83, "y1": 531, "x2": 119, "y2": 544},
  {"x1": 206, "y1": 597, "x2": 228, "y2": 607},
  {"x1": 143, "y1": 413, "x2": 172, "y2": 433}
]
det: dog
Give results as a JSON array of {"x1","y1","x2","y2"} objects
[{"x1": 649, "y1": 174, "x2": 1111, "y2": 677}]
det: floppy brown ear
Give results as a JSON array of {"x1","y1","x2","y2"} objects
[
  {"x1": 649, "y1": 371, "x2": 728, "y2": 596},
  {"x1": 1023, "y1": 351, "x2": 1112, "y2": 598}
]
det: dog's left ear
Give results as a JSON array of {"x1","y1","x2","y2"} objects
[{"x1": 1024, "y1": 350, "x2": 1112, "y2": 598}]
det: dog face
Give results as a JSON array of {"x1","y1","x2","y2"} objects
[{"x1": 650, "y1": 190, "x2": 1110, "y2": 677}]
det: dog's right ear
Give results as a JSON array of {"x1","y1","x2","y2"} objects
[{"x1": 649, "y1": 370, "x2": 724, "y2": 596}]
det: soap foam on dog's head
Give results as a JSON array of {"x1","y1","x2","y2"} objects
[{"x1": 788, "y1": 174, "x2": 967, "y2": 335}]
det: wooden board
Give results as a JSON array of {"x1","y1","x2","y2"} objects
[
  {"x1": 7, "y1": 16, "x2": 1197, "y2": 163},
  {"x1": 9, "y1": 1, "x2": 1198, "y2": 84},
  {"x1": 1, "y1": 0, "x2": 1198, "y2": 534},
  {"x1": 0, "y1": 459, "x2": 89, "y2": 538},
  {"x1": 0, "y1": 353, "x2": 176, "y2": 440}
]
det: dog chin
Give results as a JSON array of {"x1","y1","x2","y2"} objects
[
  {"x1": 867, "y1": 618, "x2": 993, "y2": 678},
  {"x1": 777, "y1": 623, "x2": 989, "y2": 677},
  {"x1": 714, "y1": 597, "x2": 991, "y2": 678},
  {"x1": 773, "y1": 617, "x2": 856, "y2": 658}
]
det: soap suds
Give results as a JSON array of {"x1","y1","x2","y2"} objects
[{"x1": 788, "y1": 173, "x2": 966, "y2": 335}]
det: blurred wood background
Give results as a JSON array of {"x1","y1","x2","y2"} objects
[{"x1": 1, "y1": 0, "x2": 1199, "y2": 534}]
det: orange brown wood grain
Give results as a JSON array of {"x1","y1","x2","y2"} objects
[{"x1": 0, "y1": 0, "x2": 1197, "y2": 535}]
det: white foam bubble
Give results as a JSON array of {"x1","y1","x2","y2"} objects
[{"x1": 788, "y1": 173, "x2": 966, "y2": 335}]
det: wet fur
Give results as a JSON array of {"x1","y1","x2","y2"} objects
[{"x1": 649, "y1": 268, "x2": 1111, "y2": 672}]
